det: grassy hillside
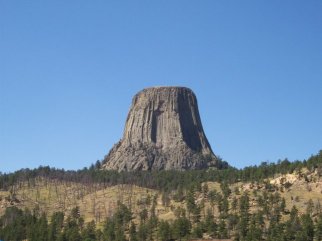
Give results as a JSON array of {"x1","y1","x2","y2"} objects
[
  {"x1": 1, "y1": 151, "x2": 322, "y2": 240},
  {"x1": 1, "y1": 168, "x2": 322, "y2": 224}
]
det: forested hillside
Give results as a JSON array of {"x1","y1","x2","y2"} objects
[{"x1": 1, "y1": 151, "x2": 322, "y2": 241}]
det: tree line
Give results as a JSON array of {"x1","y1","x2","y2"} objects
[{"x1": 1, "y1": 150, "x2": 322, "y2": 192}]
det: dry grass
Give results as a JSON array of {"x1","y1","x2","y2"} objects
[
  {"x1": 0, "y1": 179, "x2": 170, "y2": 224},
  {"x1": 1, "y1": 170, "x2": 322, "y2": 226}
]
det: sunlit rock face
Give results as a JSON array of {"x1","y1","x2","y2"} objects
[{"x1": 102, "y1": 86, "x2": 220, "y2": 171}]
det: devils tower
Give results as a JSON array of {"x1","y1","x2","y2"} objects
[{"x1": 102, "y1": 86, "x2": 220, "y2": 171}]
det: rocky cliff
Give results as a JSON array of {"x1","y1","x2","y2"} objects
[{"x1": 102, "y1": 86, "x2": 220, "y2": 171}]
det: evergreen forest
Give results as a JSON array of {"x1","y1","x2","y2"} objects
[{"x1": 1, "y1": 151, "x2": 322, "y2": 241}]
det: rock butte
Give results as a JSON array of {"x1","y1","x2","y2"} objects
[{"x1": 102, "y1": 86, "x2": 221, "y2": 171}]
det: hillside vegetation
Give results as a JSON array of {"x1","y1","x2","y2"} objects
[{"x1": 1, "y1": 151, "x2": 322, "y2": 241}]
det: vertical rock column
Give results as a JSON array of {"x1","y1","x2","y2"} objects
[{"x1": 102, "y1": 86, "x2": 219, "y2": 171}]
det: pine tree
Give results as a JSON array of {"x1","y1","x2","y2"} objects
[
  {"x1": 202, "y1": 183, "x2": 209, "y2": 198},
  {"x1": 280, "y1": 197, "x2": 286, "y2": 213},
  {"x1": 297, "y1": 214, "x2": 314, "y2": 241},
  {"x1": 37, "y1": 213, "x2": 49, "y2": 241},
  {"x1": 172, "y1": 216, "x2": 191, "y2": 241},
  {"x1": 114, "y1": 227, "x2": 126, "y2": 241},
  {"x1": 48, "y1": 212, "x2": 64, "y2": 241},
  {"x1": 157, "y1": 220, "x2": 171, "y2": 241},
  {"x1": 316, "y1": 215, "x2": 322, "y2": 241},
  {"x1": 139, "y1": 209, "x2": 148, "y2": 224},
  {"x1": 129, "y1": 222, "x2": 137, "y2": 241},
  {"x1": 217, "y1": 219, "x2": 228, "y2": 239},
  {"x1": 82, "y1": 220, "x2": 96, "y2": 241},
  {"x1": 103, "y1": 218, "x2": 115, "y2": 241},
  {"x1": 137, "y1": 222, "x2": 148, "y2": 241},
  {"x1": 231, "y1": 196, "x2": 238, "y2": 213},
  {"x1": 204, "y1": 208, "x2": 217, "y2": 237},
  {"x1": 238, "y1": 192, "x2": 250, "y2": 239},
  {"x1": 186, "y1": 187, "x2": 196, "y2": 220},
  {"x1": 114, "y1": 202, "x2": 133, "y2": 228},
  {"x1": 208, "y1": 190, "x2": 217, "y2": 215},
  {"x1": 191, "y1": 222, "x2": 204, "y2": 239},
  {"x1": 284, "y1": 206, "x2": 301, "y2": 241},
  {"x1": 267, "y1": 218, "x2": 285, "y2": 241},
  {"x1": 306, "y1": 199, "x2": 314, "y2": 216},
  {"x1": 245, "y1": 214, "x2": 263, "y2": 241},
  {"x1": 220, "y1": 182, "x2": 231, "y2": 198}
]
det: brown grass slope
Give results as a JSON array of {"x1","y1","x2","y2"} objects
[{"x1": 1, "y1": 168, "x2": 322, "y2": 226}]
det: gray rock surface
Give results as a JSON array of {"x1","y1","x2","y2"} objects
[{"x1": 102, "y1": 86, "x2": 220, "y2": 171}]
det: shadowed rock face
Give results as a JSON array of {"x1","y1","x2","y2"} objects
[{"x1": 102, "y1": 86, "x2": 219, "y2": 171}]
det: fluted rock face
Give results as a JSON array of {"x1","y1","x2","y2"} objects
[{"x1": 102, "y1": 87, "x2": 219, "y2": 171}]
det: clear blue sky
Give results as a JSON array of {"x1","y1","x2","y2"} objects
[{"x1": 1, "y1": 1, "x2": 322, "y2": 173}]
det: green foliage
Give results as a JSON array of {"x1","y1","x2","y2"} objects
[
  {"x1": 191, "y1": 222, "x2": 204, "y2": 238},
  {"x1": 102, "y1": 202, "x2": 133, "y2": 241},
  {"x1": 204, "y1": 209, "x2": 217, "y2": 237},
  {"x1": 316, "y1": 215, "x2": 322, "y2": 241},
  {"x1": 129, "y1": 222, "x2": 137, "y2": 241},
  {"x1": 217, "y1": 219, "x2": 228, "y2": 239},
  {"x1": 137, "y1": 222, "x2": 148, "y2": 241},
  {"x1": 1, "y1": 191, "x2": 322, "y2": 241},
  {"x1": 245, "y1": 214, "x2": 263, "y2": 241},
  {"x1": 1, "y1": 150, "x2": 322, "y2": 195},
  {"x1": 114, "y1": 201, "x2": 133, "y2": 228},
  {"x1": 0, "y1": 207, "x2": 27, "y2": 241},
  {"x1": 82, "y1": 221, "x2": 96, "y2": 241},
  {"x1": 1, "y1": 150, "x2": 322, "y2": 240},
  {"x1": 172, "y1": 216, "x2": 191, "y2": 240},
  {"x1": 139, "y1": 209, "x2": 148, "y2": 223},
  {"x1": 297, "y1": 214, "x2": 314, "y2": 241},
  {"x1": 48, "y1": 212, "x2": 64, "y2": 241},
  {"x1": 185, "y1": 187, "x2": 201, "y2": 223},
  {"x1": 103, "y1": 217, "x2": 115, "y2": 241},
  {"x1": 157, "y1": 220, "x2": 171, "y2": 241}
]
